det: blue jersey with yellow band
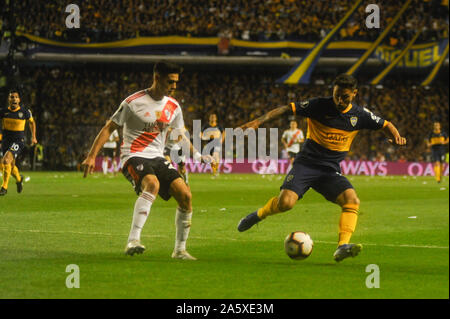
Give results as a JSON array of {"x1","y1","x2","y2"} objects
[
  {"x1": 291, "y1": 97, "x2": 388, "y2": 171},
  {"x1": 428, "y1": 131, "x2": 448, "y2": 153},
  {"x1": 0, "y1": 106, "x2": 33, "y2": 140}
]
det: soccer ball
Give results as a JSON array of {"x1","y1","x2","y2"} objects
[{"x1": 284, "y1": 231, "x2": 313, "y2": 260}]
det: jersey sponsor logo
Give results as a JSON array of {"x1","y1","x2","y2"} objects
[
  {"x1": 286, "y1": 174, "x2": 294, "y2": 182},
  {"x1": 350, "y1": 116, "x2": 358, "y2": 127},
  {"x1": 326, "y1": 133, "x2": 349, "y2": 143}
]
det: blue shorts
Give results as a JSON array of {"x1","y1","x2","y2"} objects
[
  {"x1": 431, "y1": 149, "x2": 446, "y2": 163},
  {"x1": 280, "y1": 162, "x2": 354, "y2": 202},
  {"x1": 1, "y1": 138, "x2": 25, "y2": 159}
]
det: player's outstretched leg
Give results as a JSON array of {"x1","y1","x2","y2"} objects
[
  {"x1": 170, "y1": 178, "x2": 196, "y2": 260},
  {"x1": 238, "y1": 190, "x2": 297, "y2": 232},
  {"x1": 16, "y1": 174, "x2": 24, "y2": 193},
  {"x1": 11, "y1": 165, "x2": 23, "y2": 193},
  {"x1": 333, "y1": 243, "x2": 363, "y2": 262},
  {"x1": 334, "y1": 189, "x2": 362, "y2": 262}
]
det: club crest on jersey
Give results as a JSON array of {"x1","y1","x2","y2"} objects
[
  {"x1": 286, "y1": 174, "x2": 294, "y2": 182},
  {"x1": 136, "y1": 164, "x2": 144, "y2": 171},
  {"x1": 18, "y1": 112, "x2": 23, "y2": 118},
  {"x1": 350, "y1": 116, "x2": 358, "y2": 127},
  {"x1": 300, "y1": 101, "x2": 309, "y2": 108}
]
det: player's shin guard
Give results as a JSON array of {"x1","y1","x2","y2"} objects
[
  {"x1": 11, "y1": 165, "x2": 21, "y2": 182},
  {"x1": 338, "y1": 203, "x2": 359, "y2": 246},
  {"x1": 1, "y1": 163, "x2": 11, "y2": 189},
  {"x1": 257, "y1": 196, "x2": 281, "y2": 220},
  {"x1": 127, "y1": 191, "x2": 155, "y2": 242},
  {"x1": 174, "y1": 207, "x2": 192, "y2": 252}
]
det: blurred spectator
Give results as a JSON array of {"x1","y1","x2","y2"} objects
[{"x1": 12, "y1": 0, "x2": 447, "y2": 44}]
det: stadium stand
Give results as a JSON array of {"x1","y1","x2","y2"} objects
[{"x1": 9, "y1": 65, "x2": 448, "y2": 170}]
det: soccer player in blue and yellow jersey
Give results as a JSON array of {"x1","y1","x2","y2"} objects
[
  {"x1": 426, "y1": 121, "x2": 449, "y2": 183},
  {"x1": 201, "y1": 113, "x2": 225, "y2": 177},
  {"x1": 237, "y1": 74, "x2": 406, "y2": 262},
  {"x1": 0, "y1": 90, "x2": 37, "y2": 196}
]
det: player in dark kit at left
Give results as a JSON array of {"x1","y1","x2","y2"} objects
[{"x1": 0, "y1": 90, "x2": 37, "y2": 196}]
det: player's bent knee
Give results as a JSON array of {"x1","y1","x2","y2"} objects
[
  {"x1": 141, "y1": 175, "x2": 160, "y2": 194},
  {"x1": 277, "y1": 197, "x2": 295, "y2": 212}
]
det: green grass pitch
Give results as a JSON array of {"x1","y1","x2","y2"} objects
[{"x1": 0, "y1": 172, "x2": 448, "y2": 299}]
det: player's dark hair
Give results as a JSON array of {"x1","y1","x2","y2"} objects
[
  {"x1": 8, "y1": 88, "x2": 21, "y2": 97},
  {"x1": 333, "y1": 74, "x2": 357, "y2": 90},
  {"x1": 154, "y1": 61, "x2": 183, "y2": 76}
]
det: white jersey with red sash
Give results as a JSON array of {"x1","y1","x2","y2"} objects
[
  {"x1": 111, "y1": 90, "x2": 184, "y2": 163},
  {"x1": 282, "y1": 128, "x2": 304, "y2": 153}
]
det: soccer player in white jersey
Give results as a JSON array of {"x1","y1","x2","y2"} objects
[
  {"x1": 102, "y1": 128, "x2": 119, "y2": 175},
  {"x1": 82, "y1": 61, "x2": 212, "y2": 260},
  {"x1": 281, "y1": 120, "x2": 304, "y2": 166}
]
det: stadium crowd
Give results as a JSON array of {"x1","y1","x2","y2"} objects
[
  {"x1": 5, "y1": 0, "x2": 448, "y2": 44},
  {"x1": 7, "y1": 66, "x2": 448, "y2": 170}
]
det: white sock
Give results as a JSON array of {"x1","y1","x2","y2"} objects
[
  {"x1": 174, "y1": 207, "x2": 192, "y2": 252},
  {"x1": 102, "y1": 159, "x2": 108, "y2": 174},
  {"x1": 128, "y1": 191, "x2": 155, "y2": 242}
]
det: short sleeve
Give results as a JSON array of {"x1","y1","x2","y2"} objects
[
  {"x1": 110, "y1": 101, "x2": 130, "y2": 126},
  {"x1": 292, "y1": 98, "x2": 316, "y2": 117},
  {"x1": 26, "y1": 108, "x2": 33, "y2": 120},
  {"x1": 359, "y1": 107, "x2": 386, "y2": 130},
  {"x1": 170, "y1": 108, "x2": 185, "y2": 130}
]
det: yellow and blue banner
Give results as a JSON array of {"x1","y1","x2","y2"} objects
[
  {"x1": 373, "y1": 41, "x2": 447, "y2": 68},
  {"x1": 421, "y1": 40, "x2": 449, "y2": 86},
  {"x1": 346, "y1": 0, "x2": 412, "y2": 76},
  {"x1": 370, "y1": 28, "x2": 422, "y2": 85},
  {"x1": 277, "y1": 0, "x2": 363, "y2": 84}
]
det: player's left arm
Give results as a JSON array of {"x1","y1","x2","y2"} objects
[
  {"x1": 28, "y1": 117, "x2": 38, "y2": 145},
  {"x1": 382, "y1": 121, "x2": 407, "y2": 146}
]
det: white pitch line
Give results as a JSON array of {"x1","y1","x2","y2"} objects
[{"x1": 0, "y1": 228, "x2": 447, "y2": 249}]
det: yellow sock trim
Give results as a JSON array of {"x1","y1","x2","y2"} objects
[
  {"x1": 2, "y1": 163, "x2": 12, "y2": 189},
  {"x1": 11, "y1": 165, "x2": 21, "y2": 182},
  {"x1": 338, "y1": 203, "x2": 359, "y2": 246},
  {"x1": 257, "y1": 196, "x2": 281, "y2": 219}
]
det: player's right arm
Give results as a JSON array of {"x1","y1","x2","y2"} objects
[
  {"x1": 239, "y1": 104, "x2": 296, "y2": 129},
  {"x1": 82, "y1": 120, "x2": 121, "y2": 177}
]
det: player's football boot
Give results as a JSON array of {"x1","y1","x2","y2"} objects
[
  {"x1": 171, "y1": 250, "x2": 197, "y2": 260},
  {"x1": 0, "y1": 187, "x2": 7, "y2": 196},
  {"x1": 333, "y1": 243, "x2": 363, "y2": 262},
  {"x1": 124, "y1": 240, "x2": 146, "y2": 256},
  {"x1": 16, "y1": 175, "x2": 24, "y2": 193},
  {"x1": 237, "y1": 211, "x2": 261, "y2": 232}
]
